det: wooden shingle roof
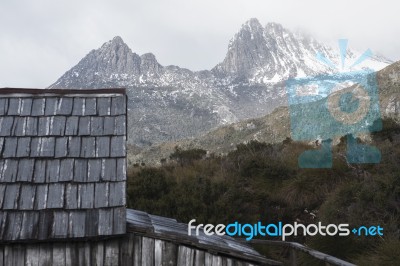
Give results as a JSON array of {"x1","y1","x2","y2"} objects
[{"x1": 0, "y1": 88, "x2": 127, "y2": 242}]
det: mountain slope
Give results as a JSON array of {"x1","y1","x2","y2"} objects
[
  {"x1": 132, "y1": 60, "x2": 400, "y2": 165},
  {"x1": 213, "y1": 18, "x2": 391, "y2": 84},
  {"x1": 49, "y1": 19, "x2": 392, "y2": 148}
]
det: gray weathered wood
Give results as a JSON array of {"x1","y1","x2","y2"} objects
[
  {"x1": 97, "y1": 98, "x2": 111, "y2": 116},
  {"x1": 46, "y1": 159, "x2": 60, "y2": 183},
  {"x1": 96, "y1": 137, "x2": 110, "y2": 157},
  {"x1": 3, "y1": 184, "x2": 20, "y2": 209},
  {"x1": 0, "y1": 117, "x2": 14, "y2": 136},
  {"x1": 2, "y1": 159, "x2": 18, "y2": 182},
  {"x1": 177, "y1": 245, "x2": 195, "y2": 266},
  {"x1": 65, "y1": 116, "x2": 79, "y2": 135},
  {"x1": 16, "y1": 138, "x2": 31, "y2": 157},
  {"x1": 155, "y1": 239, "x2": 163, "y2": 265},
  {"x1": 52, "y1": 243, "x2": 66, "y2": 266},
  {"x1": 47, "y1": 183, "x2": 64, "y2": 209},
  {"x1": 90, "y1": 117, "x2": 104, "y2": 136},
  {"x1": 39, "y1": 137, "x2": 55, "y2": 157},
  {"x1": 26, "y1": 244, "x2": 40, "y2": 266},
  {"x1": 72, "y1": 98, "x2": 85, "y2": 116},
  {"x1": 120, "y1": 234, "x2": 134, "y2": 266},
  {"x1": 81, "y1": 137, "x2": 96, "y2": 158},
  {"x1": 74, "y1": 159, "x2": 88, "y2": 182},
  {"x1": 142, "y1": 237, "x2": 155, "y2": 266},
  {"x1": 91, "y1": 241, "x2": 104, "y2": 266},
  {"x1": 114, "y1": 115, "x2": 126, "y2": 135},
  {"x1": 110, "y1": 136, "x2": 126, "y2": 157},
  {"x1": 98, "y1": 209, "x2": 113, "y2": 235},
  {"x1": 7, "y1": 98, "x2": 21, "y2": 115},
  {"x1": 52, "y1": 211, "x2": 68, "y2": 238},
  {"x1": 103, "y1": 116, "x2": 115, "y2": 135},
  {"x1": 59, "y1": 159, "x2": 74, "y2": 181},
  {"x1": 25, "y1": 117, "x2": 38, "y2": 135},
  {"x1": 194, "y1": 250, "x2": 205, "y2": 266},
  {"x1": 101, "y1": 159, "x2": 116, "y2": 181},
  {"x1": 133, "y1": 234, "x2": 142, "y2": 265},
  {"x1": 56, "y1": 98, "x2": 73, "y2": 115},
  {"x1": 50, "y1": 116, "x2": 66, "y2": 136},
  {"x1": 12, "y1": 117, "x2": 27, "y2": 136},
  {"x1": 45, "y1": 98, "x2": 58, "y2": 116},
  {"x1": 3, "y1": 138, "x2": 17, "y2": 158},
  {"x1": 78, "y1": 117, "x2": 91, "y2": 136},
  {"x1": 79, "y1": 183, "x2": 94, "y2": 209},
  {"x1": 111, "y1": 96, "x2": 126, "y2": 116},
  {"x1": 94, "y1": 183, "x2": 109, "y2": 208},
  {"x1": 162, "y1": 241, "x2": 177, "y2": 266},
  {"x1": 87, "y1": 159, "x2": 102, "y2": 182},
  {"x1": 67, "y1": 136, "x2": 81, "y2": 157},
  {"x1": 19, "y1": 185, "x2": 35, "y2": 210},
  {"x1": 33, "y1": 160, "x2": 46, "y2": 183},
  {"x1": 0, "y1": 98, "x2": 8, "y2": 115},
  {"x1": 38, "y1": 117, "x2": 50, "y2": 136},
  {"x1": 105, "y1": 239, "x2": 119, "y2": 266},
  {"x1": 84, "y1": 98, "x2": 97, "y2": 116},
  {"x1": 68, "y1": 211, "x2": 86, "y2": 238}
]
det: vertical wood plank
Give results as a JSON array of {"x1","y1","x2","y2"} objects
[
  {"x1": 133, "y1": 235, "x2": 142, "y2": 266},
  {"x1": 0, "y1": 246, "x2": 4, "y2": 266},
  {"x1": 14, "y1": 244, "x2": 26, "y2": 266},
  {"x1": 3, "y1": 245, "x2": 11, "y2": 266},
  {"x1": 105, "y1": 239, "x2": 119, "y2": 266},
  {"x1": 91, "y1": 241, "x2": 104, "y2": 266},
  {"x1": 26, "y1": 244, "x2": 40, "y2": 266},
  {"x1": 225, "y1": 258, "x2": 234, "y2": 266},
  {"x1": 38, "y1": 243, "x2": 52, "y2": 266},
  {"x1": 154, "y1": 239, "x2": 163, "y2": 266},
  {"x1": 65, "y1": 243, "x2": 74, "y2": 266},
  {"x1": 120, "y1": 234, "x2": 134, "y2": 266},
  {"x1": 52, "y1": 243, "x2": 66, "y2": 266},
  {"x1": 204, "y1": 253, "x2": 212, "y2": 266},
  {"x1": 194, "y1": 250, "x2": 205, "y2": 266},
  {"x1": 162, "y1": 241, "x2": 177, "y2": 266},
  {"x1": 211, "y1": 255, "x2": 222, "y2": 266},
  {"x1": 177, "y1": 246, "x2": 194, "y2": 266},
  {"x1": 77, "y1": 242, "x2": 86, "y2": 266},
  {"x1": 83, "y1": 242, "x2": 91, "y2": 266},
  {"x1": 141, "y1": 237, "x2": 154, "y2": 266}
]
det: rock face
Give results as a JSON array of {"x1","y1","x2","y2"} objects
[
  {"x1": 213, "y1": 19, "x2": 390, "y2": 83},
  {"x1": 49, "y1": 19, "x2": 392, "y2": 147}
]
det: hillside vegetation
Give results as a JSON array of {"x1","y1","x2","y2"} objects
[{"x1": 127, "y1": 118, "x2": 400, "y2": 265}]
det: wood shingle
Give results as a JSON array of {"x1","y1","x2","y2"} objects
[{"x1": 0, "y1": 89, "x2": 127, "y2": 242}]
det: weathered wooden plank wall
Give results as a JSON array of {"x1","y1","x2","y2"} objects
[{"x1": 0, "y1": 233, "x2": 259, "y2": 266}]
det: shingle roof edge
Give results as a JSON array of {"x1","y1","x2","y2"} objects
[{"x1": 0, "y1": 88, "x2": 126, "y2": 96}]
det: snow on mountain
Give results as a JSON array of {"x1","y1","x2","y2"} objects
[
  {"x1": 213, "y1": 18, "x2": 391, "y2": 85},
  {"x1": 49, "y1": 19, "x2": 392, "y2": 147}
]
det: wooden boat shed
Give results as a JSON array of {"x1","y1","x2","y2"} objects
[{"x1": 0, "y1": 88, "x2": 279, "y2": 265}]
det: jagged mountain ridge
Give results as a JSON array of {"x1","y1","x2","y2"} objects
[
  {"x1": 132, "y1": 60, "x2": 400, "y2": 165},
  {"x1": 213, "y1": 18, "x2": 391, "y2": 83},
  {"x1": 49, "y1": 18, "x2": 392, "y2": 147}
]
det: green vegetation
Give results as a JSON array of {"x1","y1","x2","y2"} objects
[{"x1": 127, "y1": 118, "x2": 400, "y2": 264}]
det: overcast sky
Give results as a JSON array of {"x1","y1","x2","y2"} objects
[{"x1": 0, "y1": 0, "x2": 399, "y2": 88}]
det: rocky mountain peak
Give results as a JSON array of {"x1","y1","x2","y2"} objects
[
  {"x1": 214, "y1": 18, "x2": 269, "y2": 76},
  {"x1": 241, "y1": 18, "x2": 263, "y2": 33},
  {"x1": 140, "y1": 53, "x2": 162, "y2": 76}
]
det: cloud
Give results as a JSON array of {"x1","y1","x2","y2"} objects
[{"x1": 0, "y1": 0, "x2": 399, "y2": 87}]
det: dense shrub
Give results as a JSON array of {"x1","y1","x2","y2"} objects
[{"x1": 127, "y1": 119, "x2": 400, "y2": 263}]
